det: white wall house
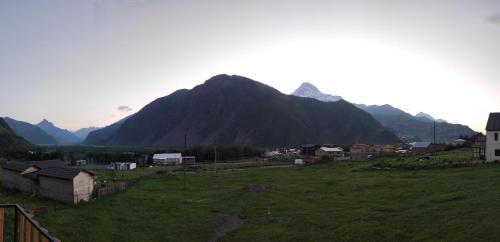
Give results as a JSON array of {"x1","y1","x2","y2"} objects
[
  {"x1": 486, "y1": 113, "x2": 500, "y2": 162},
  {"x1": 153, "y1": 153, "x2": 182, "y2": 165}
]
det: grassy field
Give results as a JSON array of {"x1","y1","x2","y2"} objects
[{"x1": 3, "y1": 149, "x2": 500, "y2": 241}]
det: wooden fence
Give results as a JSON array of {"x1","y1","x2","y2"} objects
[
  {"x1": 0, "y1": 204, "x2": 58, "y2": 242},
  {"x1": 95, "y1": 182, "x2": 128, "y2": 199}
]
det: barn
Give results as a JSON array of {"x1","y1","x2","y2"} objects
[{"x1": 1, "y1": 161, "x2": 95, "y2": 204}]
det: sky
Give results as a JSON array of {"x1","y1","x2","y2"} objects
[{"x1": 1, "y1": 0, "x2": 500, "y2": 132}]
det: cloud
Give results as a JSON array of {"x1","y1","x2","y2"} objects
[
  {"x1": 117, "y1": 105, "x2": 132, "y2": 112},
  {"x1": 485, "y1": 14, "x2": 500, "y2": 27}
]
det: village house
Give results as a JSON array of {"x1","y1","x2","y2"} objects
[
  {"x1": 301, "y1": 144, "x2": 321, "y2": 157},
  {"x1": 486, "y1": 113, "x2": 500, "y2": 162},
  {"x1": 181, "y1": 156, "x2": 196, "y2": 165},
  {"x1": 350, "y1": 144, "x2": 377, "y2": 161},
  {"x1": 153, "y1": 153, "x2": 182, "y2": 165},
  {"x1": 410, "y1": 142, "x2": 432, "y2": 155},
  {"x1": 107, "y1": 162, "x2": 137, "y2": 171},
  {"x1": 1, "y1": 160, "x2": 95, "y2": 205},
  {"x1": 315, "y1": 147, "x2": 344, "y2": 158},
  {"x1": 472, "y1": 133, "x2": 486, "y2": 160}
]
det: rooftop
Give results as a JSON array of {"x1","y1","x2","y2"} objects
[
  {"x1": 2, "y1": 162, "x2": 36, "y2": 172},
  {"x1": 35, "y1": 167, "x2": 94, "y2": 180},
  {"x1": 486, "y1": 113, "x2": 500, "y2": 131}
]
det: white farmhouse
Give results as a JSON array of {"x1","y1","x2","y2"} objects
[
  {"x1": 153, "y1": 153, "x2": 182, "y2": 165},
  {"x1": 486, "y1": 113, "x2": 500, "y2": 162}
]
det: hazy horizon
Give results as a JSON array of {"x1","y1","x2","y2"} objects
[{"x1": 2, "y1": 0, "x2": 500, "y2": 132}]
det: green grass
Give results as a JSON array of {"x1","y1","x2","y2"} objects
[{"x1": 3, "y1": 150, "x2": 500, "y2": 241}]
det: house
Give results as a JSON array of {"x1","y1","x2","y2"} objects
[
  {"x1": 350, "y1": 144, "x2": 377, "y2": 161},
  {"x1": 1, "y1": 163, "x2": 39, "y2": 192},
  {"x1": 380, "y1": 145, "x2": 397, "y2": 154},
  {"x1": 74, "y1": 160, "x2": 87, "y2": 166},
  {"x1": 472, "y1": 133, "x2": 486, "y2": 160},
  {"x1": 153, "y1": 153, "x2": 182, "y2": 165},
  {"x1": 411, "y1": 142, "x2": 432, "y2": 155},
  {"x1": 301, "y1": 144, "x2": 320, "y2": 157},
  {"x1": 34, "y1": 167, "x2": 95, "y2": 204},
  {"x1": 107, "y1": 162, "x2": 137, "y2": 171},
  {"x1": 486, "y1": 113, "x2": 500, "y2": 162},
  {"x1": 315, "y1": 147, "x2": 344, "y2": 157},
  {"x1": 1, "y1": 161, "x2": 94, "y2": 204},
  {"x1": 264, "y1": 151, "x2": 282, "y2": 157},
  {"x1": 453, "y1": 139, "x2": 466, "y2": 146},
  {"x1": 181, "y1": 156, "x2": 196, "y2": 165}
]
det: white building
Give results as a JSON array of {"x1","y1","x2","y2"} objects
[
  {"x1": 153, "y1": 153, "x2": 182, "y2": 165},
  {"x1": 107, "y1": 162, "x2": 136, "y2": 171},
  {"x1": 315, "y1": 147, "x2": 344, "y2": 157},
  {"x1": 486, "y1": 113, "x2": 500, "y2": 162}
]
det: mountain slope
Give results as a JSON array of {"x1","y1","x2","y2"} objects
[
  {"x1": 292, "y1": 82, "x2": 342, "y2": 102},
  {"x1": 85, "y1": 115, "x2": 130, "y2": 145},
  {"x1": 4, "y1": 117, "x2": 58, "y2": 145},
  {"x1": 37, "y1": 119, "x2": 81, "y2": 144},
  {"x1": 0, "y1": 118, "x2": 31, "y2": 148},
  {"x1": 291, "y1": 83, "x2": 476, "y2": 142},
  {"x1": 73, "y1": 127, "x2": 100, "y2": 140},
  {"x1": 355, "y1": 104, "x2": 475, "y2": 142},
  {"x1": 85, "y1": 74, "x2": 399, "y2": 147}
]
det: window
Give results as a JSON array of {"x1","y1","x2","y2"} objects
[
  {"x1": 496, "y1": 133, "x2": 499, "y2": 141},
  {"x1": 496, "y1": 149, "x2": 500, "y2": 156}
]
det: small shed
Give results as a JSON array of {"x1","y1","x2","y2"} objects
[
  {"x1": 35, "y1": 167, "x2": 95, "y2": 204},
  {"x1": 1, "y1": 163, "x2": 39, "y2": 192}
]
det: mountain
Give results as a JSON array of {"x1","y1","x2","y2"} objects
[
  {"x1": 291, "y1": 82, "x2": 343, "y2": 102},
  {"x1": 3, "y1": 117, "x2": 58, "y2": 145},
  {"x1": 291, "y1": 83, "x2": 476, "y2": 143},
  {"x1": 85, "y1": 74, "x2": 399, "y2": 147},
  {"x1": 37, "y1": 119, "x2": 81, "y2": 144},
  {"x1": 0, "y1": 118, "x2": 31, "y2": 148},
  {"x1": 85, "y1": 115, "x2": 132, "y2": 145},
  {"x1": 354, "y1": 104, "x2": 475, "y2": 142},
  {"x1": 414, "y1": 112, "x2": 435, "y2": 123},
  {"x1": 73, "y1": 127, "x2": 100, "y2": 140}
]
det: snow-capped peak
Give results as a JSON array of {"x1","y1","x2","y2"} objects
[{"x1": 291, "y1": 82, "x2": 342, "y2": 102}]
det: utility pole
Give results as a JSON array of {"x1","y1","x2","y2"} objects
[
  {"x1": 183, "y1": 133, "x2": 187, "y2": 190},
  {"x1": 214, "y1": 145, "x2": 217, "y2": 173},
  {"x1": 433, "y1": 121, "x2": 436, "y2": 144}
]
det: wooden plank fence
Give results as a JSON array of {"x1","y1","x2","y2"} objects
[
  {"x1": 95, "y1": 182, "x2": 128, "y2": 198},
  {"x1": 0, "y1": 204, "x2": 58, "y2": 242}
]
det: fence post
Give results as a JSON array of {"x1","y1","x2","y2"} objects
[
  {"x1": 13, "y1": 208, "x2": 18, "y2": 242},
  {"x1": 0, "y1": 208, "x2": 4, "y2": 242}
]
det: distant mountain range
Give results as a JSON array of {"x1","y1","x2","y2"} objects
[
  {"x1": 85, "y1": 74, "x2": 399, "y2": 147},
  {"x1": 2, "y1": 117, "x2": 84, "y2": 145},
  {"x1": 291, "y1": 82, "x2": 343, "y2": 102},
  {"x1": 73, "y1": 127, "x2": 100, "y2": 140},
  {"x1": 0, "y1": 118, "x2": 31, "y2": 148},
  {"x1": 37, "y1": 119, "x2": 81, "y2": 144},
  {"x1": 4, "y1": 117, "x2": 58, "y2": 145},
  {"x1": 291, "y1": 82, "x2": 476, "y2": 142}
]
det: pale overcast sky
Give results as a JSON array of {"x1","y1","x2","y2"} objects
[{"x1": 1, "y1": 0, "x2": 500, "y2": 131}]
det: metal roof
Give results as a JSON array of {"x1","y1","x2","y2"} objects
[
  {"x1": 30, "y1": 159, "x2": 68, "y2": 169},
  {"x1": 35, "y1": 167, "x2": 94, "y2": 180},
  {"x1": 412, "y1": 142, "x2": 432, "y2": 148},
  {"x1": 320, "y1": 147, "x2": 343, "y2": 152},
  {"x1": 153, "y1": 153, "x2": 182, "y2": 159},
  {"x1": 2, "y1": 162, "x2": 36, "y2": 172},
  {"x1": 486, "y1": 113, "x2": 500, "y2": 131}
]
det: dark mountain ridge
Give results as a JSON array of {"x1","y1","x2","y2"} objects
[
  {"x1": 86, "y1": 74, "x2": 399, "y2": 147},
  {"x1": 4, "y1": 117, "x2": 57, "y2": 145}
]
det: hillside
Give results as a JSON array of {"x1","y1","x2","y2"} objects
[
  {"x1": 356, "y1": 104, "x2": 476, "y2": 142},
  {"x1": 37, "y1": 119, "x2": 81, "y2": 144},
  {"x1": 0, "y1": 117, "x2": 32, "y2": 148},
  {"x1": 290, "y1": 82, "x2": 476, "y2": 142},
  {"x1": 4, "y1": 117, "x2": 58, "y2": 145},
  {"x1": 85, "y1": 74, "x2": 399, "y2": 147}
]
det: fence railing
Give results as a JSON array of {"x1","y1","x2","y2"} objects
[{"x1": 0, "y1": 204, "x2": 58, "y2": 242}]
